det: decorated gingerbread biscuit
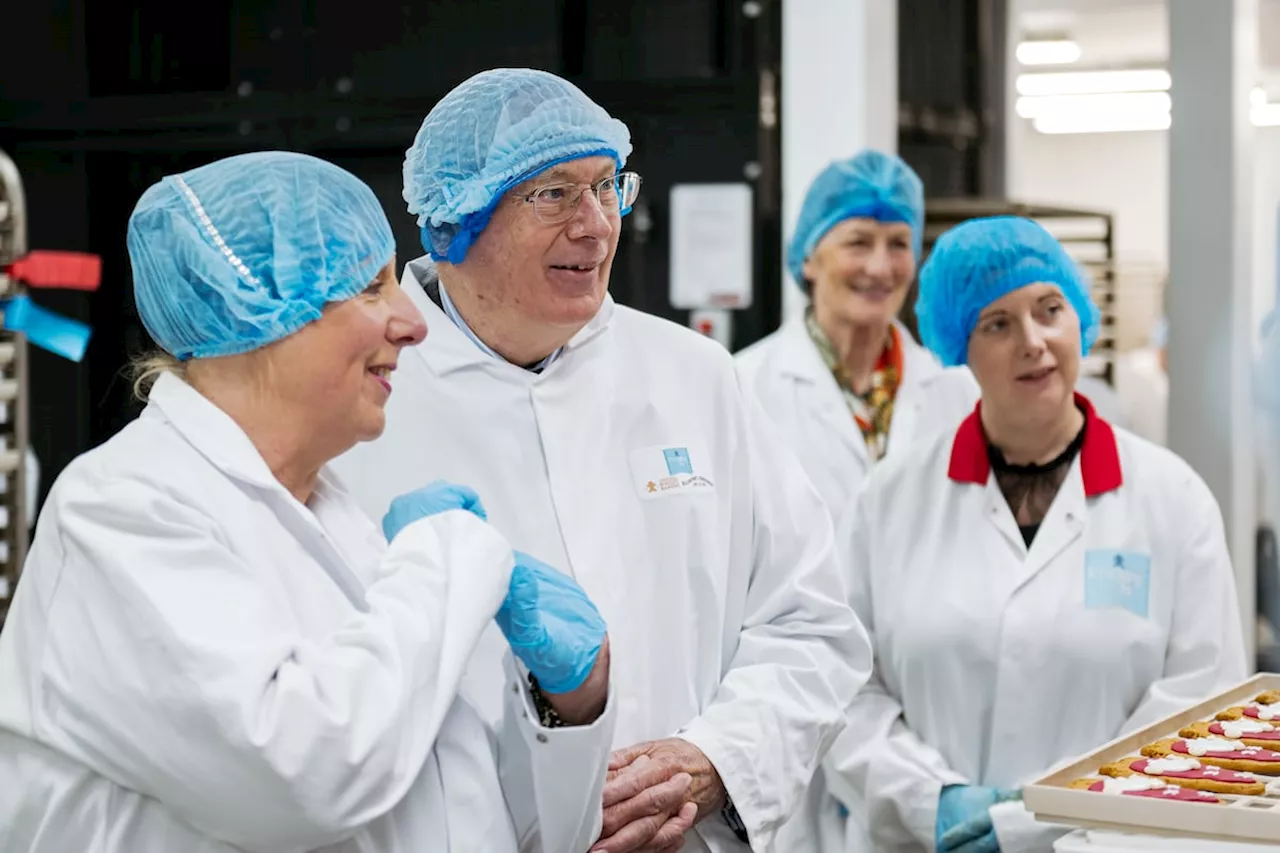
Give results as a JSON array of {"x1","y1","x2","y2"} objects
[
  {"x1": 1142, "y1": 737, "x2": 1280, "y2": 776},
  {"x1": 1068, "y1": 776, "x2": 1220, "y2": 803},
  {"x1": 1100, "y1": 755, "x2": 1265, "y2": 794},
  {"x1": 1182, "y1": 719, "x2": 1280, "y2": 750},
  {"x1": 1219, "y1": 698, "x2": 1280, "y2": 723}
]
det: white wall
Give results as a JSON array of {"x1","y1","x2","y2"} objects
[
  {"x1": 780, "y1": 0, "x2": 897, "y2": 324},
  {"x1": 1009, "y1": 125, "x2": 1168, "y2": 266},
  {"x1": 1009, "y1": 120, "x2": 1280, "y2": 346}
]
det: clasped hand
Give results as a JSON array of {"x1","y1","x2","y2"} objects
[{"x1": 591, "y1": 738, "x2": 726, "y2": 853}]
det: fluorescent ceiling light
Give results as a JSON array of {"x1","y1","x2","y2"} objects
[
  {"x1": 1017, "y1": 39, "x2": 1081, "y2": 66},
  {"x1": 1017, "y1": 92, "x2": 1171, "y2": 120},
  {"x1": 1017, "y1": 68, "x2": 1170, "y2": 97}
]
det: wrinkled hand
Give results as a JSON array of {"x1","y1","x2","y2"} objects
[
  {"x1": 936, "y1": 785, "x2": 1021, "y2": 853},
  {"x1": 381, "y1": 480, "x2": 487, "y2": 541},
  {"x1": 496, "y1": 551, "x2": 606, "y2": 694},
  {"x1": 591, "y1": 738, "x2": 725, "y2": 853}
]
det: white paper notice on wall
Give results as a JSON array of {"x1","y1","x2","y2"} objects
[{"x1": 669, "y1": 183, "x2": 753, "y2": 309}]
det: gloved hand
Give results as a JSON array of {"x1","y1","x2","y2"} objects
[
  {"x1": 936, "y1": 785, "x2": 1021, "y2": 853},
  {"x1": 495, "y1": 551, "x2": 606, "y2": 694},
  {"x1": 382, "y1": 480, "x2": 488, "y2": 542}
]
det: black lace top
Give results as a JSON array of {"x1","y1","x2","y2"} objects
[{"x1": 987, "y1": 418, "x2": 1087, "y2": 547}]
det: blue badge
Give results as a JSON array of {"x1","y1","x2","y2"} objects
[
  {"x1": 1084, "y1": 549, "x2": 1152, "y2": 618},
  {"x1": 663, "y1": 447, "x2": 693, "y2": 476}
]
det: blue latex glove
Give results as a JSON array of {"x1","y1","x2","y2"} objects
[
  {"x1": 382, "y1": 480, "x2": 487, "y2": 542},
  {"x1": 495, "y1": 551, "x2": 606, "y2": 694},
  {"x1": 936, "y1": 785, "x2": 1021, "y2": 853}
]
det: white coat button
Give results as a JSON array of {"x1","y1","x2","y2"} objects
[{"x1": 536, "y1": 733, "x2": 549, "y2": 744}]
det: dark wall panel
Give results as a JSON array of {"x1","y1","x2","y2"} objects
[{"x1": 4, "y1": 0, "x2": 780, "y2": 515}]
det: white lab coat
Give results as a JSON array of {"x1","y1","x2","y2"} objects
[
  {"x1": 0, "y1": 372, "x2": 615, "y2": 853},
  {"x1": 827, "y1": 397, "x2": 1248, "y2": 853},
  {"x1": 734, "y1": 315, "x2": 979, "y2": 519},
  {"x1": 735, "y1": 316, "x2": 977, "y2": 852},
  {"x1": 332, "y1": 258, "x2": 872, "y2": 852}
]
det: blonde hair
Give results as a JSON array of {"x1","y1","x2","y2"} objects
[{"x1": 129, "y1": 351, "x2": 186, "y2": 401}]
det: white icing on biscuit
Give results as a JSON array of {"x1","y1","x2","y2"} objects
[
  {"x1": 1221, "y1": 719, "x2": 1277, "y2": 739},
  {"x1": 1143, "y1": 757, "x2": 1202, "y2": 773},
  {"x1": 1100, "y1": 776, "x2": 1167, "y2": 794},
  {"x1": 1185, "y1": 737, "x2": 1247, "y2": 756},
  {"x1": 1254, "y1": 702, "x2": 1280, "y2": 721}
]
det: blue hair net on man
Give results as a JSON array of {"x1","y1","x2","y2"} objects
[
  {"x1": 403, "y1": 68, "x2": 633, "y2": 265},
  {"x1": 786, "y1": 150, "x2": 924, "y2": 287},
  {"x1": 915, "y1": 215, "x2": 1101, "y2": 368},
  {"x1": 128, "y1": 151, "x2": 395, "y2": 361}
]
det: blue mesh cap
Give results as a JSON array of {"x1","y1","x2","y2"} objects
[
  {"x1": 915, "y1": 216, "x2": 1101, "y2": 368},
  {"x1": 403, "y1": 68, "x2": 633, "y2": 264},
  {"x1": 128, "y1": 151, "x2": 396, "y2": 361},
  {"x1": 786, "y1": 150, "x2": 925, "y2": 287}
]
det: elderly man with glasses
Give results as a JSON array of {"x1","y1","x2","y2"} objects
[{"x1": 333, "y1": 68, "x2": 870, "y2": 853}]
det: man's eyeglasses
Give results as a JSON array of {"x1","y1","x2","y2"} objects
[{"x1": 520, "y1": 172, "x2": 642, "y2": 225}]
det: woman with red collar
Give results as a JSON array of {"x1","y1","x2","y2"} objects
[{"x1": 826, "y1": 216, "x2": 1248, "y2": 853}]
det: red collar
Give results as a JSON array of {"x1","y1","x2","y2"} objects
[{"x1": 947, "y1": 393, "x2": 1123, "y2": 497}]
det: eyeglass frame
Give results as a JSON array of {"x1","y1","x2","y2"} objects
[{"x1": 516, "y1": 171, "x2": 643, "y2": 224}]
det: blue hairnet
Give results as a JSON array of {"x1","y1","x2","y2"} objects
[
  {"x1": 403, "y1": 68, "x2": 633, "y2": 264},
  {"x1": 915, "y1": 216, "x2": 1101, "y2": 367},
  {"x1": 128, "y1": 151, "x2": 395, "y2": 361},
  {"x1": 786, "y1": 150, "x2": 924, "y2": 287}
]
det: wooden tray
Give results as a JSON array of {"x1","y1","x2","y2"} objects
[{"x1": 1024, "y1": 674, "x2": 1280, "y2": 845}]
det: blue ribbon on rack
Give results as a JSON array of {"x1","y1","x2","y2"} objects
[{"x1": 2, "y1": 295, "x2": 92, "y2": 362}]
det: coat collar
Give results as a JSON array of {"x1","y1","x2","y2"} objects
[
  {"x1": 145, "y1": 371, "x2": 283, "y2": 492},
  {"x1": 402, "y1": 255, "x2": 615, "y2": 378},
  {"x1": 947, "y1": 392, "x2": 1123, "y2": 497}
]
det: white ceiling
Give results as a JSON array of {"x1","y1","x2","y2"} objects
[{"x1": 1011, "y1": 0, "x2": 1280, "y2": 72}]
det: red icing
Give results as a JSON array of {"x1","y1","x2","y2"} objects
[
  {"x1": 1130, "y1": 758, "x2": 1257, "y2": 783},
  {"x1": 1088, "y1": 780, "x2": 1219, "y2": 802},
  {"x1": 1210, "y1": 722, "x2": 1280, "y2": 741},
  {"x1": 1172, "y1": 741, "x2": 1280, "y2": 762}
]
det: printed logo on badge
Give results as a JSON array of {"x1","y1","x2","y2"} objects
[
  {"x1": 663, "y1": 447, "x2": 693, "y2": 476},
  {"x1": 631, "y1": 444, "x2": 714, "y2": 500},
  {"x1": 1084, "y1": 549, "x2": 1152, "y2": 618}
]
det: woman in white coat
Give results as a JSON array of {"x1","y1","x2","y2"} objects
[
  {"x1": 736, "y1": 150, "x2": 978, "y2": 519},
  {"x1": 829, "y1": 216, "x2": 1248, "y2": 853},
  {"x1": 0, "y1": 152, "x2": 687, "y2": 853}
]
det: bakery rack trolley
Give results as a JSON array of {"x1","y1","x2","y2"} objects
[
  {"x1": 0, "y1": 149, "x2": 33, "y2": 626},
  {"x1": 0, "y1": 149, "x2": 101, "y2": 627}
]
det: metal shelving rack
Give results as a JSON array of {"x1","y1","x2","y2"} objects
[
  {"x1": 0, "y1": 150, "x2": 31, "y2": 625},
  {"x1": 902, "y1": 198, "x2": 1119, "y2": 386}
]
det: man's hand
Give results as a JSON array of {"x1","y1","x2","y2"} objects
[{"x1": 590, "y1": 738, "x2": 727, "y2": 853}]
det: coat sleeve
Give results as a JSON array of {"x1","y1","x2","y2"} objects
[
  {"x1": 820, "y1": 484, "x2": 968, "y2": 853},
  {"x1": 498, "y1": 654, "x2": 617, "y2": 853},
  {"x1": 674, "y1": 381, "x2": 872, "y2": 851},
  {"x1": 1121, "y1": 465, "x2": 1248, "y2": 729},
  {"x1": 37, "y1": 474, "x2": 513, "y2": 853}
]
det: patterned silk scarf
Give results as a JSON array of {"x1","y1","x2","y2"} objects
[{"x1": 805, "y1": 308, "x2": 905, "y2": 461}]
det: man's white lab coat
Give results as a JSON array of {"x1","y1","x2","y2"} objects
[{"x1": 332, "y1": 258, "x2": 872, "y2": 851}]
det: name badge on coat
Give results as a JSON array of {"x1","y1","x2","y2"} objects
[
  {"x1": 629, "y1": 443, "x2": 715, "y2": 500},
  {"x1": 1084, "y1": 549, "x2": 1152, "y2": 618}
]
